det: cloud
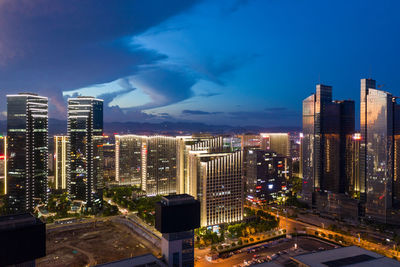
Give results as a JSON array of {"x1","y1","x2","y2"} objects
[
  {"x1": 192, "y1": 54, "x2": 258, "y2": 85},
  {"x1": 0, "y1": 0, "x2": 201, "y2": 119},
  {"x1": 131, "y1": 65, "x2": 197, "y2": 109},
  {"x1": 198, "y1": 92, "x2": 222, "y2": 97},
  {"x1": 182, "y1": 109, "x2": 223, "y2": 115}
]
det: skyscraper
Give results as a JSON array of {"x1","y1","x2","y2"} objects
[
  {"x1": 115, "y1": 135, "x2": 177, "y2": 195},
  {"x1": 0, "y1": 135, "x2": 6, "y2": 195},
  {"x1": 67, "y1": 96, "x2": 103, "y2": 208},
  {"x1": 188, "y1": 151, "x2": 243, "y2": 226},
  {"x1": 246, "y1": 149, "x2": 291, "y2": 204},
  {"x1": 301, "y1": 85, "x2": 355, "y2": 208},
  {"x1": 359, "y1": 79, "x2": 400, "y2": 223},
  {"x1": 6, "y1": 93, "x2": 48, "y2": 213},
  {"x1": 54, "y1": 136, "x2": 68, "y2": 190}
]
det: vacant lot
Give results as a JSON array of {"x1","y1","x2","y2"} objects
[{"x1": 37, "y1": 220, "x2": 160, "y2": 267}]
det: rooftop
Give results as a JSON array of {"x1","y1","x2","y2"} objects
[
  {"x1": 291, "y1": 246, "x2": 400, "y2": 267},
  {"x1": 161, "y1": 194, "x2": 196, "y2": 206},
  {"x1": 0, "y1": 213, "x2": 42, "y2": 230}
]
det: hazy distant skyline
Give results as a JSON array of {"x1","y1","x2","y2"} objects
[{"x1": 0, "y1": 0, "x2": 399, "y2": 127}]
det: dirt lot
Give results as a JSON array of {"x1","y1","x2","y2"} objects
[{"x1": 37, "y1": 220, "x2": 160, "y2": 267}]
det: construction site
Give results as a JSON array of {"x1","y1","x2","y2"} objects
[{"x1": 37, "y1": 218, "x2": 160, "y2": 267}]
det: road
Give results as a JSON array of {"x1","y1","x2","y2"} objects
[{"x1": 245, "y1": 205, "x2": 400, "y2": 260}]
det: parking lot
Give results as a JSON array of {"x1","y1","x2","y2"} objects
[{"x1": 195, "y1": 236, "x2": 337, "y2": 267}]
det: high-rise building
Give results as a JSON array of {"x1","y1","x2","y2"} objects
[
  {"x1": 188, "y1": 151, "x2": 243, "y2": 226},
  {"x1": 155, "y1": 194, "x2": 200, "y2": 267},
  {"x1": 54, "y1": 136, "x2": 68, "y2": 190},
  {"x1": 67, "y1": 96, "x2": 103, "y2": 208},
  {"x1": 176, "y1": 135, "x2": 212, "y2": 194},
  {"x1": 177, "y1": 135, "x2": 240, "y2": 195},
  {"x1": 260, "y1": 133, "x2": 290, "y2": 157},
  {"x1": 359, "y1": 79, "x2": 400, "y2": 223},
  {"x1": 0, "y1": 135, "x2": 6, "y2": 195},
  {"x1": 115, "y1": 135, "x2": 177, "y2": 195},
  {"x1": 6, "y1": 93, "x2": 48, "y2": 213},
  {"x1": 0, "y1": 213, "x2": 46, "y2": 266},
  {"x1": 301, "y1": 85, "x2": 355, "y2": 208},
  {"x1": 103, "y1": 141, "x2": 116, "y2": 183},
  {"x1": 246, "y1": 149, "x2": 291, "y2": 204}
]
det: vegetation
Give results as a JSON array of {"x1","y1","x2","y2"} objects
[{"x1": 104, "y1": 186, "x2": 161, "y2": 225}]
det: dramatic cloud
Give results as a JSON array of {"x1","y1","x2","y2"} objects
[
  {"x1": 182, "y1": 110, "x2": 223, "y2": 115},
  {"x1": 0, "y1": 0, "x2": 201, "y2": 119}
]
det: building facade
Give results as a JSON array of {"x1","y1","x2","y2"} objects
[
  {"x1": 301, "y1": 85, "x2": 355, "y2": 209},
  {"x1": 115, "y1": 135, "x2": 177, "y2": 195},
  {"x1": 360, "y1": 79, "x2": 400, "y2": 223},
  {"x1": 188, "y1": 151, "x2": 243, "y2": 227},
  {"x1": 67, "y1": 96, "x2": 103, "y2": 208},
  {"x1": 246, "y1": 149, "x2": 291, "y2": 204},
  {"x1": 260, "y1": 133, "x2": 290, "y2": 157},
  {"x1": 6, "y1": 93, "x2": 48, "y2": 213},
  {"x1": 54, "y1": 136, "x2": 68, "y2": 190}
]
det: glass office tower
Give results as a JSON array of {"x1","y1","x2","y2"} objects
[
  {"x1": 7, "y1": 93, "x2": 48, "y2": 213},
  {"x1": 360, "y1": 79, "x2": 400, "y2": 223},
  {"x1": 67, "y1": 96, "x2": 103, "y2": 208},
  {"x1": 301, "y1": 85, "x2": 355, "y2": 207}
]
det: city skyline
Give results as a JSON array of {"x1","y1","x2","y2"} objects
[{"x1": 0, "y1": 0, "x2": 399, "y2": 127}]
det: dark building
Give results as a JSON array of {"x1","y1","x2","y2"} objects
[
  {"x1": 67, "y1": 96, "x2": 103, "y2": 208},
  {"x1": 0, "y1": 213, "x2": 46, "y2": 266},
  {"x1": 246, "y1": 149, "x2": 291, "y2": 204},
  {"x1": 6, "y1": 93, "x2": 48, "y2": 213},
  {"x1": 156, "y1": 194, "x2": 200, "y2": 267},
  {"x1": 301, "y1": 85, "x2": 355, "y2": 210}
]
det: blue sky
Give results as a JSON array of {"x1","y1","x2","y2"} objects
[{"x1": 0, "y1": 0, "x2": 400, "y2": 127}]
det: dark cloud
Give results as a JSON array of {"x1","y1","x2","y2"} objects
[
  {"x1": 0, "y1": 0, "x2": 201, "y2": 119},
  {"x1": 198, "y1": 92, "x2": 222, "y2": 97},
  {"x1": 182, "y1": 110, "x2": 223, "y2": 115},
  {"x1": 132, "y1": 65, "x2": 197, "y2": 109},
  {"x1": 193, "y1": 54, "x2": 258, "y2": 85}
]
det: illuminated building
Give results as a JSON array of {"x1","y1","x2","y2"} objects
[
  {"x1": 0, "y1": 135, "x2": 6, "y2": 195},
  {"x1": 67, "y1": 96, "x2": 103, "y2": 208},
  {"x1": 348, "y1": 133, "x2": 361, "y2": 198},
  {"x1": 6, "y1": 93, "x2": 48, "y2": 213},
  {"x1": 260, "y1": 133, "x2": 290, "y2": 157},
  {"x1": 176, "y1": 135, "x2": 240, "y2": 195},
  {"x1": 246, "y1": 149, "x2": 291, "y2": 203},
  {"x1": 54, "y1": 136, "x2": 68, "y2": 190},
  {"x1": 301, "y1": 85, "x2": 355, "y2": 208},
  {"x1": 360, "y1": 79, "x2": 400, "y2": 223},
  {"x1": 115, "y1": 135, "x2": 177, "y2": 195},
  {"x1": 188, "y1": 150, "x2": 243, "y2": 227},
  {"x1": 237, "y1": 134, "x2": 261, "y2": 150},
  {"x1": 103, "y1": 141, "x2": 116, "y2": 183}
]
